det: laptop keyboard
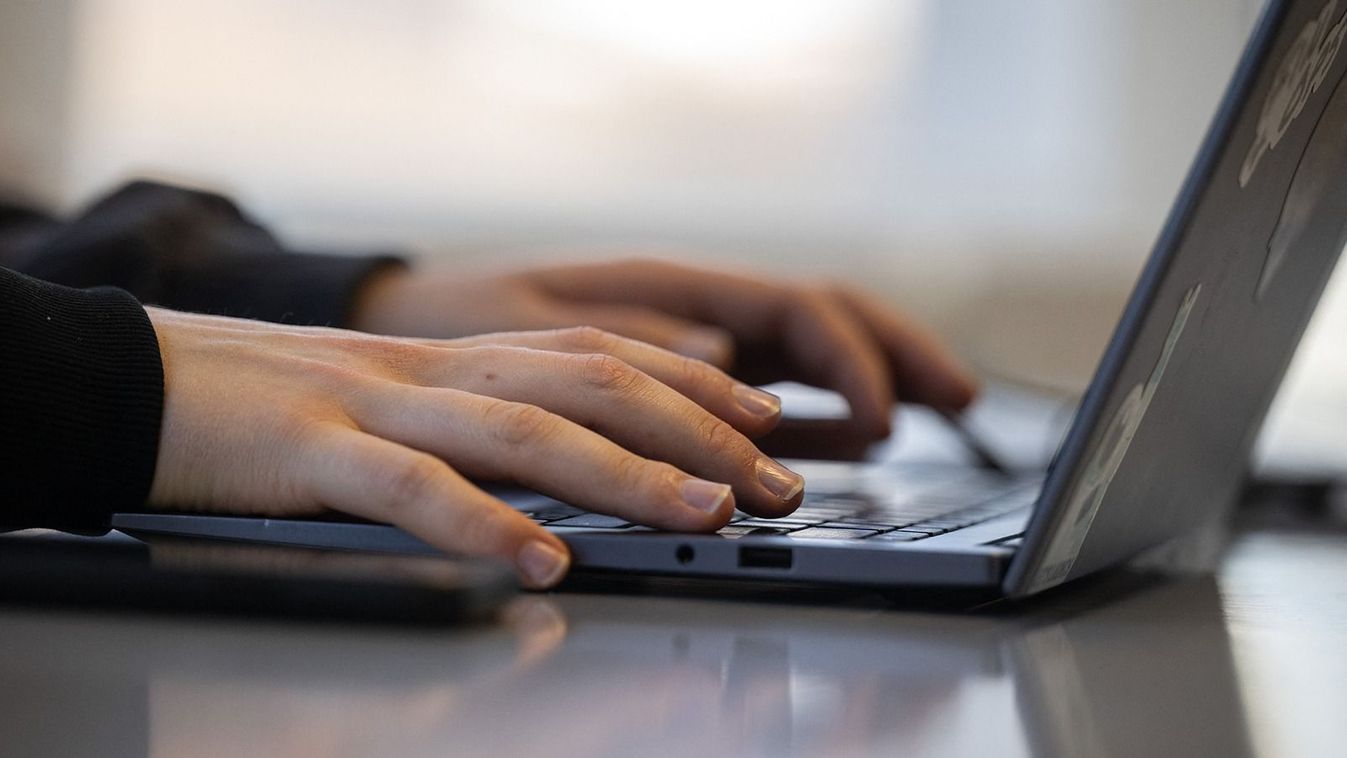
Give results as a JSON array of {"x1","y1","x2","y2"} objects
[{"x1": 521, "y1": 470, "x2": 1038, "y2": 543}]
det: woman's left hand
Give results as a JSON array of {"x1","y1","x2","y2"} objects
[{"x1": 352, "y1": 258, "x2": 977, "y2": 440}]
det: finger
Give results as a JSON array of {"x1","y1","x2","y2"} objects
[
  {"x1": 439, "y1": 273, "x2": 734, "y2": 366},
  {"x1": 528, "y1": 261, "x2": 897, "y2": 434},
  {"x1": 348, "y1": 387, "x2": 754, "y2": 528},
  {"x1": 526, "y1": 259, "x2": 785, "y2": 333},
  {"x1": 782, "y1": 292, "x2": 896, "y2": 438},
  {"x1": 415, "y1": 348, "x2": 802, "y2": 515},
  {"x1": 835, "y1": 287, "x2": 978, "y2": 410},
  {"x1": 306, "y1": 427, "x2": 571, "y2": 589},
  {"x1": 544, "y1": 303, "x2": 735, "y2": 368},
  {"x1": 537, "y1": 259, "x2": 973, "y2": 417},
  {"x1": 437, "y1": 328, "x2": 782, "y2": 437}
]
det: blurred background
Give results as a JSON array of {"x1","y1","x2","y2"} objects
[{"x1": 1, "y1": 0, "x2": 1342, "y2": 474}]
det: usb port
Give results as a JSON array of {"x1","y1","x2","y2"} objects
[{"x1": 738, "y1": 546, "x2": 793, "y2": 570}]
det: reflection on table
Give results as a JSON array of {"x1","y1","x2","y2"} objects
[{"x1": 21, "y1": 529, "x2": 1347, "y2": 756}]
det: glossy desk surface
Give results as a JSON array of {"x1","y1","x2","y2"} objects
[{"x1": 4, "y1": 520, "x2": 1346, "y2": 758}]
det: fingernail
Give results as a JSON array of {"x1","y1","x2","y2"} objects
[
  {"x1": 681, "y1": 478, "x2": 733, "y2": 513},
  {"x1": 757, "y1": 458, "x2": 805, "y2": 501},
  {"x1": 517, "y1": 541, "x2": 570, "y2": 588},
  {"x1": 676, "y1": 330, "x2": 731, "y2": 365},
  {"x1": 733, "y1": 384, "x2": 782, "y2": 419}
]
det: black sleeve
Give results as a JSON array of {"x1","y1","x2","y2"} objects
[
  {"x1": 1, "y1": 267, "x2": 164, "y2": 534},
  {"x1": 3, "y1": 181, "x2": 405, "y2": 327}
]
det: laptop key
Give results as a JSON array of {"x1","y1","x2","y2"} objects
[
  {"x1": 789, "y1": 527, "x2": 881, "y2": 540},
  {"x1": 718, "y1": 525, "x2": 795, "y2": 538},
  {"x1": 835, "y1": 514, "x2": 910, "y2": 526},
  {"x1": 914, "y1": 518, "x2": 971, "y2": 529},
  {"x1": 821, "y1": 519, "x2": 898, "y2": 530},
  {"x1": 548, "y1": 513, "x2": 632, "y2": 529},
  {"x1": 899, "y1": 525, "x2": 949, "y2": 535},
  {"x1": 816, "y1": 521, "x2": 893, "y2": 531},
  {"x1": 792, "y1": 506, "x2": 856, "y2": 519},
  {"x1": 531, "y1": 505, "x2": 586, "y2": 521},
  {"x1": 784, "y1": 512, "x2": 846, "y2": 524},
  {"x1": 736, "y1": 519, "x2": 812, "y2": 529},
  {"x1": 806, "y1": 496, "x2": 878, "y2": 510},
  {"x1": 868, "y1": 530, "x2": 932, "y2": 542}
]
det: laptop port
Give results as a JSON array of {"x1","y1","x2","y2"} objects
[
  {"x1": 738, "y1": 546, "x2": 793, "y2": 570},
  {"x1": 675, "y1": 544, "x2": 695, "y2": 564}
]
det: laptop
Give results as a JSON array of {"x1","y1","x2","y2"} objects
[{"x1": 114, "y1": 0, "x2": 1347, "y2": 600}]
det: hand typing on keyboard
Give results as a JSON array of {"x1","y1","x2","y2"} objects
[{"x1": 145, "y1": 310, "x2": 806, "y2": 589}]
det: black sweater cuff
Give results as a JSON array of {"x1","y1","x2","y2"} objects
[
  {"x1": 0, "y1": 268, "x2": 164, "y2": 533},
  {"x1": 13, "y1": 181, "x2": 406, "y2": 328},
  {"x1": 150, "y1": 248, "x2": 405, "y2": 327}
]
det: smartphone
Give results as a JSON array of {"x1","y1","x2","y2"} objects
[{"x1": 0, "y1": 531, "x2": 515, "y2": 625}]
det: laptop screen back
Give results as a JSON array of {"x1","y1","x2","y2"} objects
[{"x1": 1008, "y1": 0, "x2": 1347, "y2": 596}]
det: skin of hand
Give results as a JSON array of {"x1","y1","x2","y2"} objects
[
  {"x1": 352, "y1": 258, "x2": 978, "y2": 439},
  {"x1": 145, "y1": 308, "x2": 804, "y2": 589}
]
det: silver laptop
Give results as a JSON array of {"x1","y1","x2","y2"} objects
[{"x1": 114, "y1": 0, "x2": 1347, "y2": 599}]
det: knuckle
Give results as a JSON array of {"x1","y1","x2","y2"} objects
[
  {"x1": 579, "y1": 354, "x2": 643, "y2": 394},
  {"x1": 616, "y1": 256, "x2": 654, "y2": 273},
  {"x1": 375, "y1": 339, "x2": 433, "y2": 375},
  {"x1": 328, "y1": 335, "x2": 432, "y2": 379},
  {"x1": 317, "y1": 333, "x2": 369, "y2": 353},
  {"x1": 482, "y1": 400, "x2": 556, "y2": 447},
  {"x1": 817, "y1": 278, "x2": 855, "y2": 298},
  {"x1": 651, "y1": 462, "x2": 687, "y2": 501},
  {"x1": 697, "y1": 416, "x2": 750, "y2": 462},
  {"x1": 674, "y1": 354, "x2": 713, "y2": 388},
  {"x1": 383, "y1": 454, "x2": 445, "y2": 511},
  {"x1": 798, "y1": 288, "x2": 833, "y2": 313},
  {"x1": 629, "y1": 258, "x2": 676, "y2": 276},
  {"x1": 610, "y1": 454, "x2": 670, "y2": 498},
  {"x1": 605, "y1": 453, "x2": 646, "y2": 492},
  {"x1": 276, "y1": 355, "x2": 368, "y2": 391},
  {"x1": 451, "y1": 345, "x2": 510, "y2": 375},
  {"x1": 557, "y1": 325, "x2": 614, "y2": 352},
  {"x1": 285, "y1": 413, "x2": 343, "y2": 451}
]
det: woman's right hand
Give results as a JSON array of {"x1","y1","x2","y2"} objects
[{"x1": 145, "y1": 309, "x2": 804, "y2": 589}]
